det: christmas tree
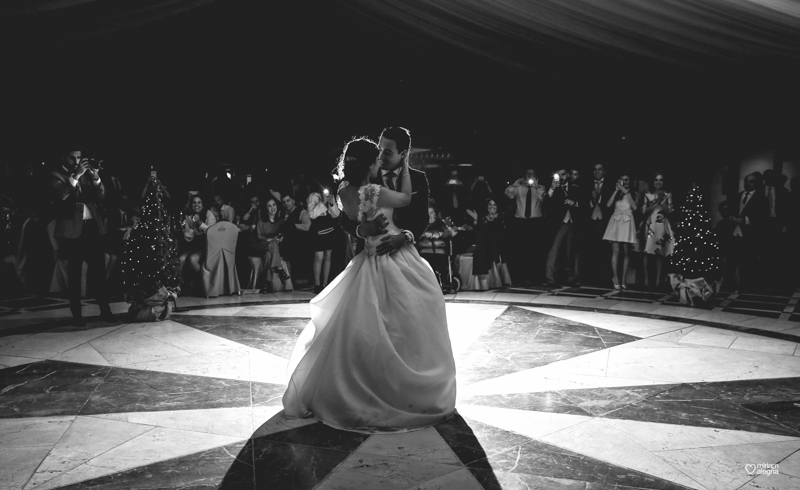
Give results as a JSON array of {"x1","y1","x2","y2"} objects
[
  {"x1": 670, "y1": 184, "x2": 722, "y2": 279},
  {"x1": 121, "y1": 180, "x2": 182, "y2": 306}
]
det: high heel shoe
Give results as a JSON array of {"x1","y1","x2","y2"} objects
[{"x1": 272, "y1": 267, "x2": 291, "y2": 283}]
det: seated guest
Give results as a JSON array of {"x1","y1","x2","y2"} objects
[
  {"x1": 238, "y1": 194, "x2": 262, "y2": 232},
  {"x1": 213, "y1": 193, "x2": 236, "y2": 222},
  {"x1": 280, "y1": 193, "x2": 311, "y2": 282},
  {"x1": 250, "y1": 197, "x2": 290, "y2": 293},
  {"x1": 178, "y1": 193, "x2": 216, "y2": 290},
  {"x1": 467, "y1": 197, "x2": 509, "y2": 290},
  {"x1": 417, "y1": 204, "x2": 455, "y2": 276},
  {"x1": 418, "y1": 204, "x2": 454, "y2": 252},
  {"x1": 307, "y1": 191, "x2": 340, "y2": 294}
]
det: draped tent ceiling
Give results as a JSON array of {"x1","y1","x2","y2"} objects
[
  {"x1": 5, "y1": 0, "x2": 800, "y2": 170},
  {"x1": 9, "y1": 0, "x2": 800, "y2": 70}
]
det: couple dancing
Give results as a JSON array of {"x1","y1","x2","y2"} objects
[{"x1": 282, "y1": 127, "x2": 457, "y2": 432}]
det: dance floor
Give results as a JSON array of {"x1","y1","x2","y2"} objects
[{"x1": 1, "y1": 291, "x2": 800, "y2": 489}]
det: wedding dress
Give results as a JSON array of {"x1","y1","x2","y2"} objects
[{"x1": 282, "y1": 183, "x2": 456, "y2": 432}]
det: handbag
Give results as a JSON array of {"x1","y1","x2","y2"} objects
[{"x1": 128, "y1": 286, "x2": 178, "y2": 322}]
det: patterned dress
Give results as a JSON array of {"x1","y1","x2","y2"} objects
[{"x1": 641, "y1": 192, "x2": 674, "y2": 256}]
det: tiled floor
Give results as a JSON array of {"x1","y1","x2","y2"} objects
[{"x1": 1, "y1": 290, "x2": 800, "y2": 489}]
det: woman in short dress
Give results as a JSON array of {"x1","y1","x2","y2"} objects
[
  {"x1": 307, "y1": 191, "x2": 340, "y2": 294},
  {"x1": 603, "y1": 174, "x2": 638, "y2": 290}
]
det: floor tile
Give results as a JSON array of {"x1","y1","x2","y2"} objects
[
  {"x1": 25, "y1": 416, "x2": 152, "y2": 489},
  {"x1": 31, "y1": 427, "x2": 242, "y2": 490},
  {"x1": 654, "y1": 440, "x2": 800, "y2": 490},
  {"x1": 48, "y1": 440, "x2": 252, "y2": 490},
  {"x1": 0, "y1": 446, "x2": 54, "y2": 490}
]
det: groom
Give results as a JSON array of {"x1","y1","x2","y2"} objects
[{"x1": 339, "y1": 126, "x2": 430, "y2": 255}]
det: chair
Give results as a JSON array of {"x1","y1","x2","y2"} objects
[
  {"x1": 202, "y1": 222, "x2": 241, "y2": 297},
  {"x1": 458, "y1": 253, "x2": 511, "y2": 291}
]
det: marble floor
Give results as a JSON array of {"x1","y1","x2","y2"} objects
[{"x1": 1, "y1": 291, "x2": 800, "y2": 489}]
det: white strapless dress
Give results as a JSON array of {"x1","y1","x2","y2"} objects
[{"x1": 282, "y1": 183, "x2": 456, "y2": 432}]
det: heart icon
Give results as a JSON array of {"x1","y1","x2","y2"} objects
[{"x1": 745, "y1": 464, "x2": 756, "y2": 475}]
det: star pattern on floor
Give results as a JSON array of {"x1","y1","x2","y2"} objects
[{"x1": 1, "y1": 302, "x2": 799, "y2": 489}]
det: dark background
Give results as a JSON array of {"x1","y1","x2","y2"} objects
[{"x1": 4, "y1": 0, "x2": 800, "y2": 187}]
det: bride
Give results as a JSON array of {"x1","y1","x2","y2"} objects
[{"x1": 282, "y1": 137, "x2": 456, "y2": 432}]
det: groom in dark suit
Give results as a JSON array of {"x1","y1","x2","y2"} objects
[{"x1": 339, "y1": 126, "x2": 430, "y2": 255}]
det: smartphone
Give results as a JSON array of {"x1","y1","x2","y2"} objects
[
  {"x1": 246, "y1": 175, "x2": 252, "y2": 184},
  {"x1": 553, "y1": 173, "x2": 560, "y2": 182},
  {"x1": 150, "y1": 170, "x2": 157, "y2": 179},
  {"x1": 478, "y1": 176, "x2": 485, "y2": 181},
  {"x1": 323, "y1": 188, "x2": 330, "y2": 195}
]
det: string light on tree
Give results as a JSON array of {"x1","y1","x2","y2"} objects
[
  {"x1": 670, "y1": 184, "x2": 722, "y2": 279},
  {"x1": 120, "y1": 179, "x2": 181, "y2": 306}
]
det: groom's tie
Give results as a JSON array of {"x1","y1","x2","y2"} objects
[{"x1": 385, "y1": 171, "x2": 396, "y2": 191}]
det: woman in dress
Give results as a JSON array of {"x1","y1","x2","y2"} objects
[
  {"x1": 249, "y1": 197, "x2": 290, "y2": 293},
  {"x1": 307, "y1": 192, "x2": 340, "y2": 294},
  {"x1": 467, "y1": 198, "x2": 509, "y2": 290},
  {"x1": 178, "y1": 193, "x2": 216, "y2": 287},
  {"x1": 283, "y1": 137, "x2": 456, "y2": 432},
  {"x1": 640, "y1": 173, "x2": 674, "y2": 290},
  {"x1": 603, "y1": 175, "x2": 638, "y2": 290}
]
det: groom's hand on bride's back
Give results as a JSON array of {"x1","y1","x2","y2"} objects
[
  {"x1": 358, "y1": 214, "x2": 388, "y2": 237},
  {"x1": 376, "y1": 233, "x2": 406, "y2": 256}
]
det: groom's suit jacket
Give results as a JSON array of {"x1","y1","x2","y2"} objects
[{"x1": 339, "y1": 167, "x2": 430, "y2": 252}]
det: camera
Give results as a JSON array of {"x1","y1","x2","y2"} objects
[
  {"x1": 527, "y1": 179, "x2": 534, "y2": 186},
  {"x1": 85, "y1": 158, "x2": 103, "y2": 170}
]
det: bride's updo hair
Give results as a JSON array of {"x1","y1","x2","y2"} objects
[{"x1": 335, "y1": 137, "x2": 379, "y2": 183}]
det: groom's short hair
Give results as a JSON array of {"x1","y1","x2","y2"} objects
[{"x1": 380, "y1": 127, "x2": 411, "y2": 153}]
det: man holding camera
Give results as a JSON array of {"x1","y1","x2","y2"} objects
[
  {"x1": 50, "y1": 149, "x2": 113, "y2": 326},
  {"x1": 505, "y1": 168, "x2": 547, "y2": 285}
]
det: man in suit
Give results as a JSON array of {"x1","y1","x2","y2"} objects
[
  {"x1": 338, "y1": 126, "x2": 430, "y2": 256},
  {"x1": 50, "y1": 149, "x2": 113, "y2": 326},
  {"x1": 504, "y1": 168, "x2": 548, "y2": 285},
  {"x1": 728, "y1": 172, "x2": 768, "y2": 292},
  {"x1": 545, "y1": 168, "x2": 583, "y2": 286},
  {"x1": 761, "y1": 169, "x2": 791, "y2": 290},
  {"x1": 582, "y1": 163, "x2": 615, "y2": 287}
]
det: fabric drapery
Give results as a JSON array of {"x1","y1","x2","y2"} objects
[{"x1": 340, "y1": 0, "x2": 800, "y2": 69}]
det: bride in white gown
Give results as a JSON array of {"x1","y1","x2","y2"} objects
[{"x1": 282, "y1": 137, "x2": 456, "y2": 432}]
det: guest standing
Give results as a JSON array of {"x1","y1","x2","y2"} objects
[
  {"x1": 640, "y1": 173, "x2": 674, "y2": 290},
  {"x1": 468, "y1": 198, "x2": 508, "y2": 290},
  {"x1": 307, "y1": 191, "x2": 340, "y2": 294},
  {"x1": 603, "y1": 174, "x2": 638, "y2": 290},
  {"x1": 504, "y1": 169, "x2": 546, "y2": 285},
  {"x1": 49, "y1": 149, "x2": 112, "y2": 326}
]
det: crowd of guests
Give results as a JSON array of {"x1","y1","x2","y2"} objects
[
  {"x1": 426, "y1": 164, "x2": 800, "y2": 294},
  {"x1": 2, "y1": 151, "x2": 800, "y2": 321}
]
